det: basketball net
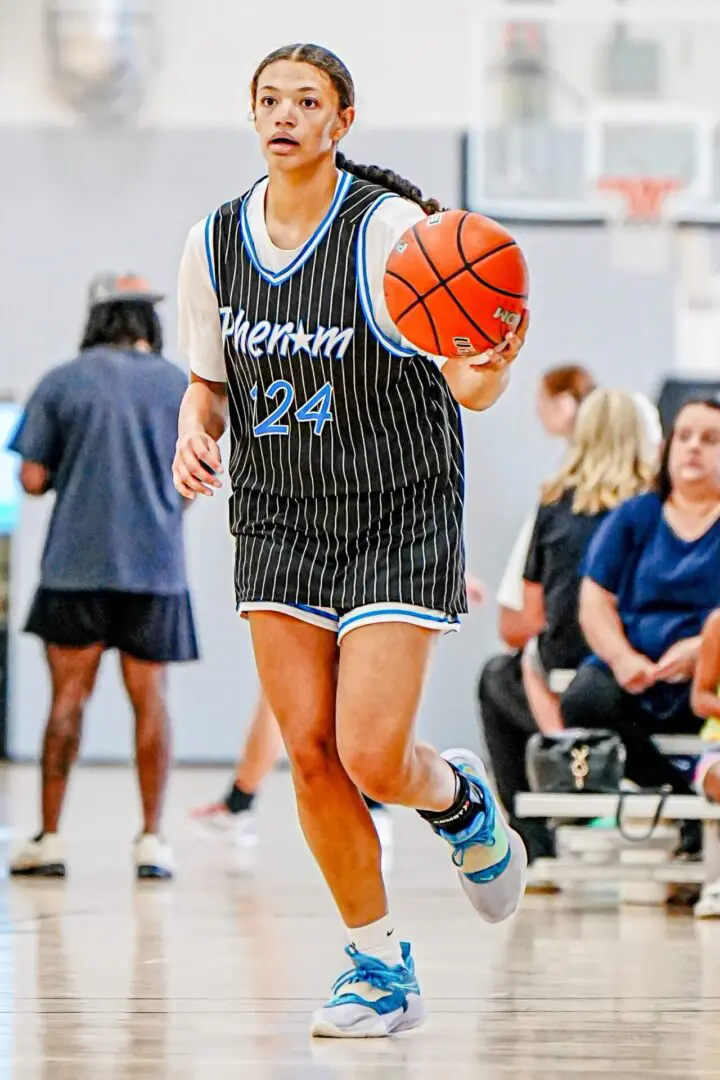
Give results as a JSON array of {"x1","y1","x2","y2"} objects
[{"x1": 597, "y1": 176, "x2": 683, "y2": 272}]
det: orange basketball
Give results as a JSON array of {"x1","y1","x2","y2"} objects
[{"x1": 383, "y1": 210, "x2": 529, "y2": 359}]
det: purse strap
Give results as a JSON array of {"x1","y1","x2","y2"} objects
[{"x1": 614, "y1": 784, "x2": 673, "y2": 842}]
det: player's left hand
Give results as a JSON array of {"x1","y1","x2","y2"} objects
[
  {"x1": 442, "y1": 311, "x2": 528, "y2": 410},
  {"x1": 470, "y1": 310, "x2": 530, "y2": 372}
]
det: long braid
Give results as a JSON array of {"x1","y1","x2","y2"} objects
[
  {"x1": 335, "y1": 152, "x2": 442, "y2": 216},
  {"x1": 251, "y1": 44, "x2": 443, "y2": 217}
]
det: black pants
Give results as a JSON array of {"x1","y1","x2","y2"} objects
[
  {"x1": 477, "y1": 653, "x2": 555, "y2": 863},
  {"x1": 560, "y1": 664, "x2": 702, "y2": 795}
]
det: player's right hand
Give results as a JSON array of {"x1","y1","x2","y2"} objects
[{"x1": 173, "y1": 432, "x2": 224, "y2": 499}]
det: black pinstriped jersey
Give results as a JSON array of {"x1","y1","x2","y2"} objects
[{"x1": 207, "y1": 174, "x2": 464, "y2": 515}]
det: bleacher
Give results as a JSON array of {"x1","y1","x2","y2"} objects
[{"x1": 516, "y1": 735, "x2": 720, "y2": 911}]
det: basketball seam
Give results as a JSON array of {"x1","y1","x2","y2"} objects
[
  {"x1": 456, "y1": 225, "x2": 527, "y2": 300},
  {"x1": 391, "y1": 234, "x2": 526, "y2": 324},
  {"x1": 411, "y1": 221, "x2": 497, "y2": 350},
  {"x1": 385, "y1": 269, "x2": 442, "y2": 355}
]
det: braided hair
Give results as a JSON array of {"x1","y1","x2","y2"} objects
[{"x1": 250, "y1": 44, "x2": 442, "y2": 216}]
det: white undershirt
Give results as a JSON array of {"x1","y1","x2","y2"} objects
[
  {"x1": 496, "y1": 510, "x2": 538, "y2": 612},
  {"x1": 178, "y1": 172, "x2": 428, "y2": 382}
]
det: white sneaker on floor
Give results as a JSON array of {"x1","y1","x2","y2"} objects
[
  {"x1": 190, "y1": 802, "x2": 259, "y2": 849},
  {"x1": 134, "y1": 834, "x2": 174, "y2": 880},
  {"x1": 10, "y1": 833, "x2": 66, "y2": 878},
  {"x1": 311, "y1": 942, "x2": 425, "y2": 1038},
  {"x1": 695, "y1": 881, "x2": 720, "y2": 918}
]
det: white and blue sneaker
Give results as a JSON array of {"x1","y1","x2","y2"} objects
[
  {"x1": 134, "y1": 834, "x2": 175, "y2": 881},
  {"x1": 437, "y1": 748, "x2": 527, "y2": 923},
  {"x1": 311, "y1": 941, "x2": 425, "y2": 1038}
]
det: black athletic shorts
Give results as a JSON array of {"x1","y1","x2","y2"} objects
[
  {"x1": 24, "y1": 589, "x2": 199, "y2": 664},
  {"x1": 232, "y1": 473, "x2": 467, "y2": 616}
]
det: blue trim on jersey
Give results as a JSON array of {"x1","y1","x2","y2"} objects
[
  {"x1": 340, "y1": 607, "x2": 460, "y2": 632},
  {"x1": 204, "y1": 211, "x2": 218, "y2": 293},
  {"x1": 293, "y1": 602, "x2": 340, "y2": 623},
  {"x1": 240, "y1": 171, "x2": 353, "y2": 286},
  {"x1": 356, "y1": 194, "x2": 417, "y2": 359}
]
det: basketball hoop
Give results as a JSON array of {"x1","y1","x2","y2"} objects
[{"x1": 597, "y1": 176, "x2": 684, "y2": 272}]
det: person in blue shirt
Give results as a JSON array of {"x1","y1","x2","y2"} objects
[
  {"x1": 8, "y1": 273, "x2": 198, "y2": 881},
  {"x1": 562, "y1": 399, "x2": 720, "y2": 814}
]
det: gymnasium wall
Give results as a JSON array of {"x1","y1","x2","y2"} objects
[
  {"x1": 0, "y1": 4, "x2": 678, "y2": 761},
  {"x1": 1, "y1": 0, "x2": 473, "y2": 130},
  {"x1": 6, "y1": 1, "x2": 720, "y2": 131}
]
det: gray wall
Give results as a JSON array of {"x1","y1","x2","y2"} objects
[{"x1": 0, "y1": 129, "x2": 673, "y2": 762}]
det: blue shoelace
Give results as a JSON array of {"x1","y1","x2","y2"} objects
[
  {"x1": 331, "y1": 947, "x2": 406, "y2": 997},
  {"x1": 446, "y1": 772, "x2": 498, "y2": 869}
]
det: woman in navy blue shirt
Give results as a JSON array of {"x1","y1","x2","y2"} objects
[{"x1": 562, "y1": 399, "x2": 720, "y2": 799}]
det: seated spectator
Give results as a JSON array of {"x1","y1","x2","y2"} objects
[
  {"x1": 690, "y1": 609, "x2": 720, "y2": 916},
  {"x1": 535, "y1": 362, "x2": 597, "y2": 441},
  {"x1": 522, "y1": 390, "x2": 656, "y2": 733},
  {"x1": 477, "y1": 363, "x2": 595, "y2": 865},
  {"x1": 563, "y1": 400, "x2": 720, "y2": 817},
  {"x1": 498, "y1": 363, "x2": 597, "y2": 649},
  {"x1": 690, "y1": 609, "x2": 720, "y2": 802},
  {"x1": 480, "y1": 390, "x2": 653, "y2": 861}
]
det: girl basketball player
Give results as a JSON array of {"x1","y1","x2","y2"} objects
[
  {"x1": 174, "y1": 43, "x2": 527, "y2": 1038},
  {"x1": 191, "y1": 579, "x2": 486, "y2": 852}
]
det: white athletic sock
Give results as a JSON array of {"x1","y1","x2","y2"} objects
[{"x1": 347, "y1": 914, "x2": 403, "y2": 967}]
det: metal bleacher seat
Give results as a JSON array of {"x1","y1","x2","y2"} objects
[{"x1": 515, "y1": 733, "x2": 720, "y2": 909}]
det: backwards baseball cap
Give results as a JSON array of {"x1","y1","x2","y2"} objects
[{"x1": 88, "y1": 272, "x2": 165, "y2": 310}]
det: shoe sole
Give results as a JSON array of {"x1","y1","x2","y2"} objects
[
  {"x1": 442, "y1": 747, "x2": 527, "y2": 924},
  {"x1": 10, "y1": 864, "x2": 66, "y2": 879},
  {"x1": 136, "y1": 866, "x2": 174, "y2": 881},
  {"x1": 310, "y1": 994, "x2": 426, "y2": 1038}
]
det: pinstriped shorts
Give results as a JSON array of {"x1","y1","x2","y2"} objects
[{"x1": 231, "y1": 473, "x2": 467, "y2": 632}]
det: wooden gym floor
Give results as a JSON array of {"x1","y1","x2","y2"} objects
[{"x1": 0, "y1": 764, "x2": 717, "y2": 1078}]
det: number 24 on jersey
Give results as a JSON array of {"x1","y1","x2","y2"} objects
[{"x1": 251, "y1": 381, "x2": 334, "y2": 437}]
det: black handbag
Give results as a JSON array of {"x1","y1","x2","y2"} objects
[{"x1": 526, "y1": 729, "x2": 627, "y2": 795}]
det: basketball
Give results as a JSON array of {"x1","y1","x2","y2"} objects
[{"x1": 383, "y1": 210, "x2": 529, "y2": 359}]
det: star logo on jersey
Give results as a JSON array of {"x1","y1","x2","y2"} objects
[{"x1": 289, "y1": 321, "x2": 314, "y2": 356}]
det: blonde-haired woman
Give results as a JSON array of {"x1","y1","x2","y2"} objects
[
  {"x1": 480, "y1": 390, "x2": 655, "y2": 865},
  {"x1": 522, "y1": 389, "x2": 657, "y2": 733}
]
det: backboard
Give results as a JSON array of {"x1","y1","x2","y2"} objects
[{"x1": 466, "y1": 0, "x2": 720, "y2": 246}]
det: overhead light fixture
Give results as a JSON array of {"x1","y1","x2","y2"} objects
[{"x1": 45, "y1": 0, "x2": 157, "y2": 124}]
